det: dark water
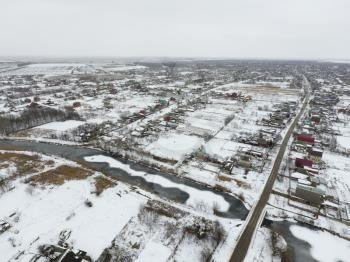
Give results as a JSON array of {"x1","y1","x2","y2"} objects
[
  {"x1": 0, "y1": 139, "x2": 249, "y2": 220},
  {"x1": 263, "y1": 219, "x2": 318, "y2": 262}
]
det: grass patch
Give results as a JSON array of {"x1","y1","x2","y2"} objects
[
  {"x1": 0, "y1": 146, "x2": 27, "y2": 151},
  {"x1": 11, "y1": 129, "x2": 32, "y2": 137},
  {"x1": 94, "y1": 175, "x2": 116, "y2": 195},
  {"x1": 29, "y1": 165, "x2": 92, "y2": 185},
  {"x1": 0, "y1": 152, "x2": 39, "y2": 162},
  {"x1": 0, "y1": 152, "x2": 44, "y2": 177}
]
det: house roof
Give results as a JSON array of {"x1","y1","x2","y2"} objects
[{"x1": 297, "y1": 184, "x2": 325, "y2": 195}]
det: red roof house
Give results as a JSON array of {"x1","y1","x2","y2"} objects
[
  {"x1": 295, "y1": 158, "x2": 313, "y2": 168},
  {"x1": 297, "y1": 135, "x2": 315, "y2": 144}
]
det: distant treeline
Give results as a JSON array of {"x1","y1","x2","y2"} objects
[{"x1": 0, "y1": 107, "x2": 80, "y2": 135}]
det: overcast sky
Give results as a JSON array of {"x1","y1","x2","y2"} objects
[{"x1": 0, "y1": 0, "x2": 349, "y2": 60}]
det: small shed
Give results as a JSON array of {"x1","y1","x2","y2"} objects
[
  {"x1": 304, "y1": 166, "x2": 319, "y2": 175},
  {"x1": 311, "y1": 115, "x2": 321, "y2": 124},
  {"x1": 164, "y1": 115, "x2": 172, "y2": 122},
  {"x1": 73, "y1": 101, "x2": 81, "y2": 108},
  {"x1": 310, "y1": 147, "x2": 323, "y2": 158},
  {"x1": 159, "y1": 99, "x2": 168, "y2": 106},
  {"x1": 310, "y1": 176, "x2": 327, "y2": 186},
  {"x1": 237, "y1": 159, "x2": 252, "y2": 169}
]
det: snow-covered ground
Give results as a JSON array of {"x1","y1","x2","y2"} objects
[
  {"x1": 0, "y1": 179, "x2": 145, "y2": 261},
  {"x1": 290, "y1": 225, "x2": 350, "y2": 262},
  {"x1": 145, "y1": 133, "x2": 204, "y2": 161},
  {"x1": 0, "y1": 150, "x2": 242, "y2": 261},
  {"x1": 84, "y1": 155, "x2": 230, "y2": 213},
  {"x1": 244, "y1": 227, "x2": 275, "y2": 262},
  {"x1": 2, "y1": 60, "x2": 349, "y2": 261},
  {"x1": 0, "y1": 150, "x2": 148, "y2": 261},
  {"x1": 33, "y1": 120, "x2": 85, "y2": 131}
]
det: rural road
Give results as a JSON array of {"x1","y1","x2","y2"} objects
[{"x1": 229, "y1": 76, "x2": 310, "y2": 262}]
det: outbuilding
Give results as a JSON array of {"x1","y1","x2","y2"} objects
[
  {"x1": 296, "y1": 134, "x2": 315, "y2": 144},
  {"x1": 295, "y1": 158, "x2": 313, "y2": 168},
  {"x1": 295, "y1": 184, "x2": 325, "y2": 206},
  {"x1": 309, "y1": 147, "x2": 323, "y2": 158}
]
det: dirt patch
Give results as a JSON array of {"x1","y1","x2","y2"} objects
[
  {"x1": 233, "y1": 178, "x2": 251, "y2": 189},
  {"x1": 29, "y1": 165, "x2": 92, "y2": 185},
  {"x1": 213, "y1": 184, "x2": 231, "y2": 193},
  {"x1": 218, "y1": 175, "x2": 232, "y2": 182},
  {"x1": 94, "y1": 175, "x2": 116, "y2": 195}
]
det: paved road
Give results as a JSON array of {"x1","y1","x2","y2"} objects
[{"x1": 229, "y1": 77, "x2": 310, "y2": 262}]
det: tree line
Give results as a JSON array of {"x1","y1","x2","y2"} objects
[{"x1": 0, "y1": 107, "x2": 80, "y2": 135}]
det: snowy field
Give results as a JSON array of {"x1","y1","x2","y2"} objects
[
  {"x1": 0, "y1": 150, "x2": 241, "y2": 261},
  {"x1": 145, "y1": 133, "x2": 204, "y2": 162},
  {"x1": 33, "y1": 120, "x2": 85, "y2": 131},
  {"x1": 290, "y1": 225, "x2": 350, "y2": 262},
  {"x1": 84, "y1": 155, "x2": 230, "y2": 213},
  {"x1": 0, "y1": 150, "x2": 147, "y2": 260}
]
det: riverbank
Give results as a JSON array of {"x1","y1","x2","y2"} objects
[{"x1": 0, "y1": 138, "x2": 249, "y2": 220}]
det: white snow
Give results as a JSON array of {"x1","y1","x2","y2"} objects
[
  {"x1": 244, "y1": 227, "x2": 274, "y2": 262},
  {"x1": 0, "y1": 179, "x2": 145, "y2": 261},
  {"x1": 337, "y1": 135, "x2": 350, "y2": 150},
  {"x1": 290, "y1": 225, "x2": 350, "y2": 262},
  {"x1": 135, "y1": 241, "x2": 172, "y2": 262},
  {"x1": 145, "y1": 133, "x2": 203, "y2": 161},
  {"x1": 34, "y1": 120, "x2": 85, "y2": 131},
  {"x1": 84, "y1": 155, "x2": 230, "y2": 212},
  {"x1": 27, "y1": 63, "x2": 85, "y2": 68}
]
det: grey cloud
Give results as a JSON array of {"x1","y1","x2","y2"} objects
[{"x1": 0, "y1": 0, "x2": 349, "y2": 59}]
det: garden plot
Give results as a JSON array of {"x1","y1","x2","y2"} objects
[
  {"x1": 80, "y1": 97, "x2": 105, "y2": 109},
  {"x1": 181, "y1": 164, "x2": 218, "y2": 187},
  {"x1": 204, "y1": 139, "x2": 243, "y2": 160},
  {"x1": 144, "y1": 133, "x2": 204, "y2": 162},
  {"x1": 334, "y1": 117, "x2": 350, "y2": 151},
  {"x1": 12, "y1": 120, "x2": 86, "y2": 141},
  {"x1": 99, "y1": 200, "x2": 241, "y2": 262},
  {"x1": 215, "y1": 130, "x2": 234, "y2": 140},
  {"x1": 64, "y1": 92, "x2": 159, "y2": 125},
  {"x1": 256, "y1": 79, "x2": 292, "y2": 89},
  {"x1": 175, "y1": 101, "x2": 237, "y2": 138},
  {"x1": 111, "y1": 94, "x2": 157, "y2": 115},
  {"x1": 322, "y1": 151, "x2": 350, "y2": 203},
  {"x1": 33, "y1": 120, "x2": 85, "y2": 131},
  {"x1": 336, "y1": 135, "x2": 350, "y2": 150}
]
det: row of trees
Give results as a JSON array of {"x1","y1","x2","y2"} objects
[{"x1": 0, "y1": 107, "x2": 80, "y2": 135}]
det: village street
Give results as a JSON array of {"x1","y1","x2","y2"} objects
[{"x1": 229, "y1": 76, "x2": 311, "y2": 262}]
